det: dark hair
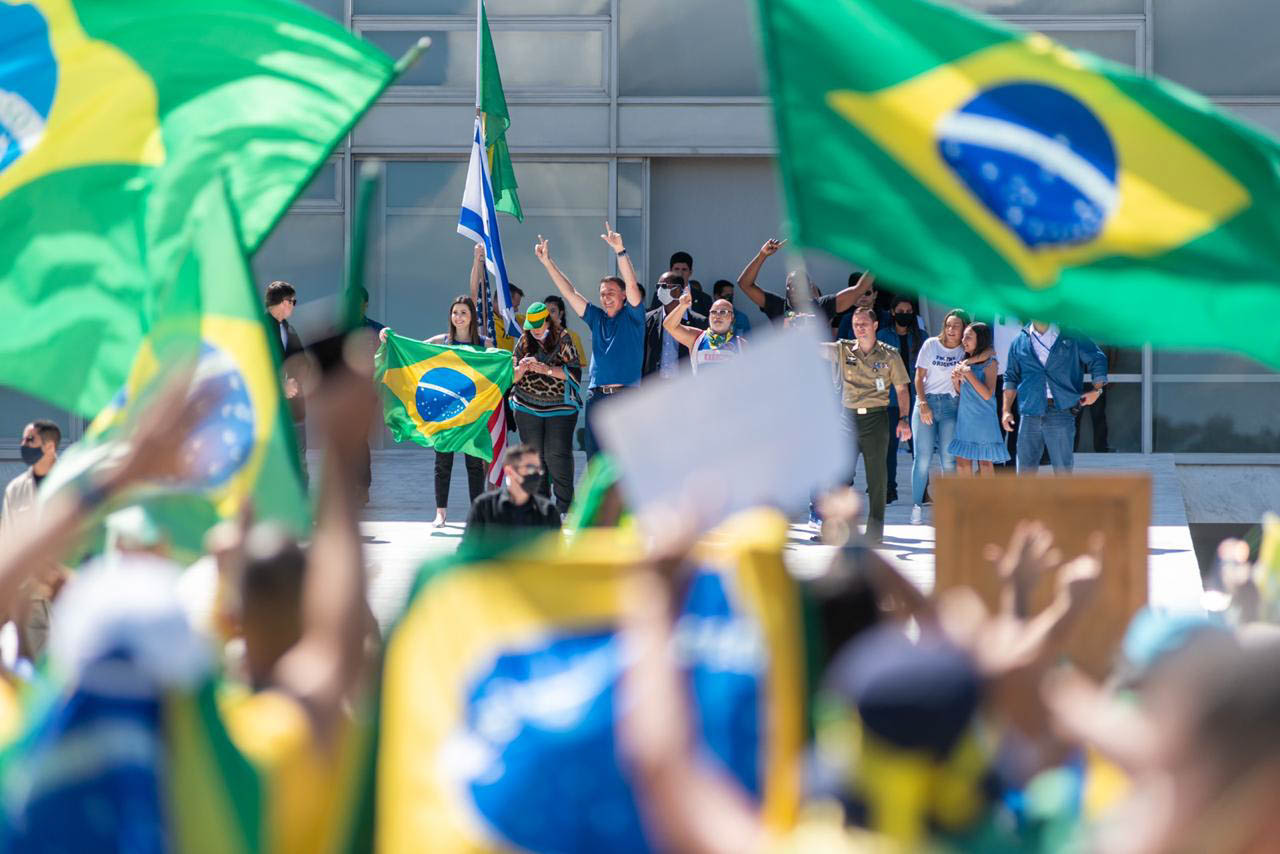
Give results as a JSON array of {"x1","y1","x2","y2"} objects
[
  {"x1": 508, "y1": 283, "x2": 524, "y2": 299},
  {"x1": 712, "y1": 279, "x2": 734, "y2": 298},
  {"x1": 518, "y1": 307, "x2": 563, "y2": 355},
  {"x1": 265, "y1": 281, "x2": 296, "y2": 307},
  {"x1": 357, "y1": 286, "x2": 370, "y2": 302},
  {"x1": 446, "y1": 295, "x2": 481, "y2": 345},
  {"x1": 544, "y1": 295, "x2": 567, "y2": 316},
  {"x1": 29, "y1": 419, "x2": 61, "y2": 448},
  {"x1": 669, "y1": 251, "x2": 693, "y2": 270},
  {"x1": 637, "y1": 284, "x2": 646, "y2": 303},
  {"x1": 944, "y1": 308, "x2": 971, "y2": 328},
  {"x1": 504, "y1": 442, "x2": 539, "y2": 469},
  {"x1": 599, "y1": 276, "x2": 626, "y2": 292},
  {"x1": 658, "y1": 274, "x2": 685, "y2": 288},
  {"x1": 849, "y1": 271, "x2": 873, "y2": 290},
  {"x1": 965, "y1": 321, "x2": 993, "y2": 358},
  {"x1": 890, "y1": 295, "x2": 917, "y2": 312}
]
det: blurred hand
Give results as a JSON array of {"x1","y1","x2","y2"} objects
[
  {"x1": 284, "y1": 377, "x2": 300, "y2": 399},
  {"x1": 677, "y1": 290, "x2": 693, "y2": 311},
  {"x1": 1002, "y1": 410, "x2": 1016, "y2": 432},
  {"x1": 473, "y1": 242, "x2": 485, "y2": 264},
  {"x1": 534, "y1": 235, "x2": 550, "y2": 263},
  {"x1": 918, "y1": 400, "x2": 934, "y2": 426},
  {"x1": 378, "y1": 328, "x2": 390, "y2": 343},
  {"x1": 1056, "y1": 532, "x2": 1104, "y2": 611},
  {"x1": 985, "y1": 521, "x2": 1062, "y2": 616},
  {"x1": 1079, "y1": 389, "x2": 1102, "y2": 407},
  {"x1": 896, "y1": 421, "x2": 911, "y2": 441}
]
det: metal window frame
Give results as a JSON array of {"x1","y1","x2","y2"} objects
[
  {"x1": 1003, "y1": 15, "x2": 1147, "y2": 72},
  {"x1": 353, "y1": 14, "x2": 611, "y2": 101}
]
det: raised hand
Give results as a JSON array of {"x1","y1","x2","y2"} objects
[
  {"x1": 760, "y1": 238, "x2": 787, "y2": 257},
  {"x1": 601, "y1": 221, "x2": 625, "y2": 253},
  {"x1": 473, "y1": 242, "x2": 486, "y2": 263},
  {"x1": 984, "y1": 520, "x2": 1062, "y2": 617},
  {"x1": 1056, "y1": 532, "x2": 1104, "y2": 611},
  {"x1": 534, "y1": 235, "x2": 550, "y2": 263},
  {"x1": 677, "y1": 290, "x2": 693, "y2": 311}
]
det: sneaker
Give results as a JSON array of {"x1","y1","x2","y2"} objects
[
  {"x1": 911, "y1": 504, "x2": 924, "y2": 525},
  {"x1": 885, "y1": 488, "x2": 898, "y2": 504}
]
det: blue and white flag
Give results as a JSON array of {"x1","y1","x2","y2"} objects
[{"x1": 458, "y1": 117, "x2": 516, "y2": 332}]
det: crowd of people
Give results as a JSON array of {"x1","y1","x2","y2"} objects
[
  {"x1": 258, "y1": 223, "x2": 1117, "y2": 545},
  {"x1": 1, "y1": 355, "x2": 1278, "y2": 849}
]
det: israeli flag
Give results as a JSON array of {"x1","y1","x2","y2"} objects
[{"x1": 458, "y1": 117, "x2": 516, "y2": 332}]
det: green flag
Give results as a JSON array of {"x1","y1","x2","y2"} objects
[
  {"x1": 376, "y1": 334, "x2": 513, "y2": 461},
  {"x1": 757, "y1": 0, "x2": 1280, "y2": 368},
  {"x1": 479, "y1": 1, "x2": 522, "y2": 221},
  {"x1": 44, "y1": 179, "x2": 310, "y2": 560},
  {"x1": 0, "y1": 0, "x2": 396, "y2": 417}
]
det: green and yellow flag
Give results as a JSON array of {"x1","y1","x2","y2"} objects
[
  {"x1": 44, "y1": 178, "x2": 309, "y2": 559},
  {"x1": 371, "y1": 511, "x2": 805, "y2": 853},
  {"x1": 479, "y1": 0, "x2": 522, "y2": 221},
  {"x1": 0, "y1": 0, "x2": 395, "y2": 417},
  {"x1": 376, "y1": 334, "x2": 513, "y2": 461},
  {"x1": 758, "y1": 0, "x2": 1280, "y2": 367}
]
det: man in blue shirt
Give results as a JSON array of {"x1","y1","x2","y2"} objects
[
  {"x1": 536, "y1": 223, "x2": 645, "y2": 458},
  {"x1": 1001, "y1": 321, "x2": 1108, "y2": 473}
]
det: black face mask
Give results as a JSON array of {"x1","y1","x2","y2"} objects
[
  {"x1": 20, "y1": 445, "x2": 43, "y2": 466},
  {"x1": 893, "y1": 311, "x2": 915, "y2": 327}
]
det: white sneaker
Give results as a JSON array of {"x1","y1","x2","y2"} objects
[
  {"x1": 431, "y1": 512, "x2": 447, "y2": 528},
  {"x1": 910, "y1": 504, "x2": 923, "y2": 525}
]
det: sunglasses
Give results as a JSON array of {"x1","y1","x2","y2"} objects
[{"x1": 709, "y1": 309, "x2": 733, "y2": 317}]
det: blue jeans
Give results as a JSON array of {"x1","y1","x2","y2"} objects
[
  {"x1": 1017, "y1": 407, "x2": 1077, "y2": 473},
  {"x1": 911, "y1": 393, "x2": 958, "y2": 505}
]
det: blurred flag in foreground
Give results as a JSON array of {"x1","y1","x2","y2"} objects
[
  {"x1": 0, "y1": 0, "x2": 395, "y2": 416},
  {"x1": 757, "y1": 0, "x2": 1280, "y2": 368},
  {"x1": 370, "y1": 510, "x2": 805, "y2": 852}
]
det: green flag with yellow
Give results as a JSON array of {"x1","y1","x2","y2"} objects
[
  {"x1": 757, "y1": 0, "x2": 1280, "y2": 367},
  {"x1": 0, "y1": 0, "x2": 395, "y2": 417},
  {"x1": 376, "y1": 333, "x2": 514, "y2": 461}
]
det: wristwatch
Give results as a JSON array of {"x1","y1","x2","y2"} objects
[
  {"x1": 899, "y1": 416, "x2": 909, "y2": 423},
  {"x1": 616, "y1": 249, "x2": 628, "y2": 257}
]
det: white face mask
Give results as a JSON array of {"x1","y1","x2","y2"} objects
[
  {"x1": 656, "y1": 286, "x2": 676, "y2": 306},
  {"x1": 531, "y1": 325, "x2": 549, "y2": 341}
]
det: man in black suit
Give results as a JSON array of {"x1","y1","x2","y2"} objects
[
  {"x1": 265, "y1": 280, "x2": 309, "y2": 484},
  {"x1": 641, "y1": 273, "x2": 707, "y2": 380}
]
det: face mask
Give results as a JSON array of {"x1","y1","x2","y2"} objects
[
  {"x1": 656, "y1": 286, "x2": 677, "y2": 306},
  {"x1": 531, "y1": 325, "x2": 549, "y2": 341},
  {"x1": 893, "y1": 311, "x2": 915, "y2": 326},
  {"x1": 20, "y1": 445, "x2": 43, "y2": 466}
]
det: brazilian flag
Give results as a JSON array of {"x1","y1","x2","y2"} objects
[
  {"x1": 758, "y1": 0, "x2": 1280, "y2": 368},
  {"x1": 43, "y1": 178, "x2": 309, "y2": 558},
  {"x1": 376, "y1": 334, "x2": 514, "y2": 461},
  {"x1": 0, "y1": 0, "x2": 395, "y2": 418},
  {"x1": 366, "y1": 510, "x2": 806, "y2": 853}
]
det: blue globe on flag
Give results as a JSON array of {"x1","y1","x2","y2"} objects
[
  {"x1": 0, "y1": 4, "x2": 56, "y2": 175},
  {"x1": 182, "y1": 343, "x2": 255, "y2": 489},
  {"x1": 416, "y1": 367, "x2": 477, "y2": 423},
  {"x1": 938, "y1": 82, "x2": 1118, "y2": 249}
]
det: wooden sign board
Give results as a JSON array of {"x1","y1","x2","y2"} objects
[{"x1": 932, "y1": 475, "x2": 1150, "y2": 679}]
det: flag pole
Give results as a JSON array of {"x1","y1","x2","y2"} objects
[
  {"x1": 475, "y1": 0, "x2": 484, "y2": 115},
  {"x1": 394, "y1": 36, "x2": 433, "y2": 77}
]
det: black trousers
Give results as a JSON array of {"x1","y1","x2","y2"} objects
[
  {"x1": 852, "y1": 408, "x2": 890, "y2": 542},
  {"x1": 1073, "y1": 385, "x2": 1110, "y2": 451},
  {"x1": 434, "y1": 451, "x2": 485, "y2": 510},
  {"x1": 514, "y1": 410, "x2": 577, "y2": 513}
]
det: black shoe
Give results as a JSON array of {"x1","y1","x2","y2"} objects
[{"x1": 885, "y1": 488, "x2": 898, "y2": 504}]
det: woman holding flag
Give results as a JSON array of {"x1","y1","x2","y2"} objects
[{"x1": 380, "y1": 290, "x2": 492, "y2": 527}]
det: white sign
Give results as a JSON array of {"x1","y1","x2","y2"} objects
[{"x1": 593, "y1": 324, "x2": 853, "y2": 540}]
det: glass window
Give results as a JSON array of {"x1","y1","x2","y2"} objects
[
  {"x1": 616, "y1": 215, "x2": 647, "y2": 287},
  {"x1": 1154, "y1": 382, "x2": 1280, "y2": 452},
  {"x1": 355, "y1": 0, "x2": 607, "y2": 13},
  {"x1": 1154, "y1": 0, "x2": 1280, "y2": 96},
  {"x1": 364, "y1": 27, "x2": 604, "y2": 92},
  {"x1": 367, "y1": 158, "x2": 610, "y2": 348},
  {"x1": 299, "y1": 161, "x2": 340, "y2": 204},
  {"x1": 955, "y1": 0, "x2": 1143, "y2": 12},
  {"x1": 1154, "y1": 350, "x2": 1276, "y2": 376},
  {"x1": 618, "y1": 161, "x2": 645, "y2": 213},
  {"x1": 252, "y1": 213, "x2": 346, "y2": 303},
  {"x1": 299, "y1": 0, "x2": 343, "y2": 21},
  {"x1": 1041, "y1": 28, "x2": 1137, "y2": 69},
  {"x1": 1078, "y1": 381, "x2": 1140, "y2": 453},
  {"x1": 619, "y1": 0, "x2": 765, "y2": 96}
]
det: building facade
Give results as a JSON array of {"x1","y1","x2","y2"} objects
[{"x1": 4, "y1": 0, "x2": 1278, "y2": 515}]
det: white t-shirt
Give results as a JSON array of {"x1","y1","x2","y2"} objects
[{"x1": 915, "y1": 337, "x2": 965, "y2": 396}]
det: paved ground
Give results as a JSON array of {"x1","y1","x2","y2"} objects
[
  {"x1": 356, "y1": 448, "x2": 1204, "y2": 630},
  {"x1": 1, "y1": 449, "x2": 1203, "y2": 632}
]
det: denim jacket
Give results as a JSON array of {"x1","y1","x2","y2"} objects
[{"x1": 1004, "y1": 329, "x2": 1108, "y2": 416}]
